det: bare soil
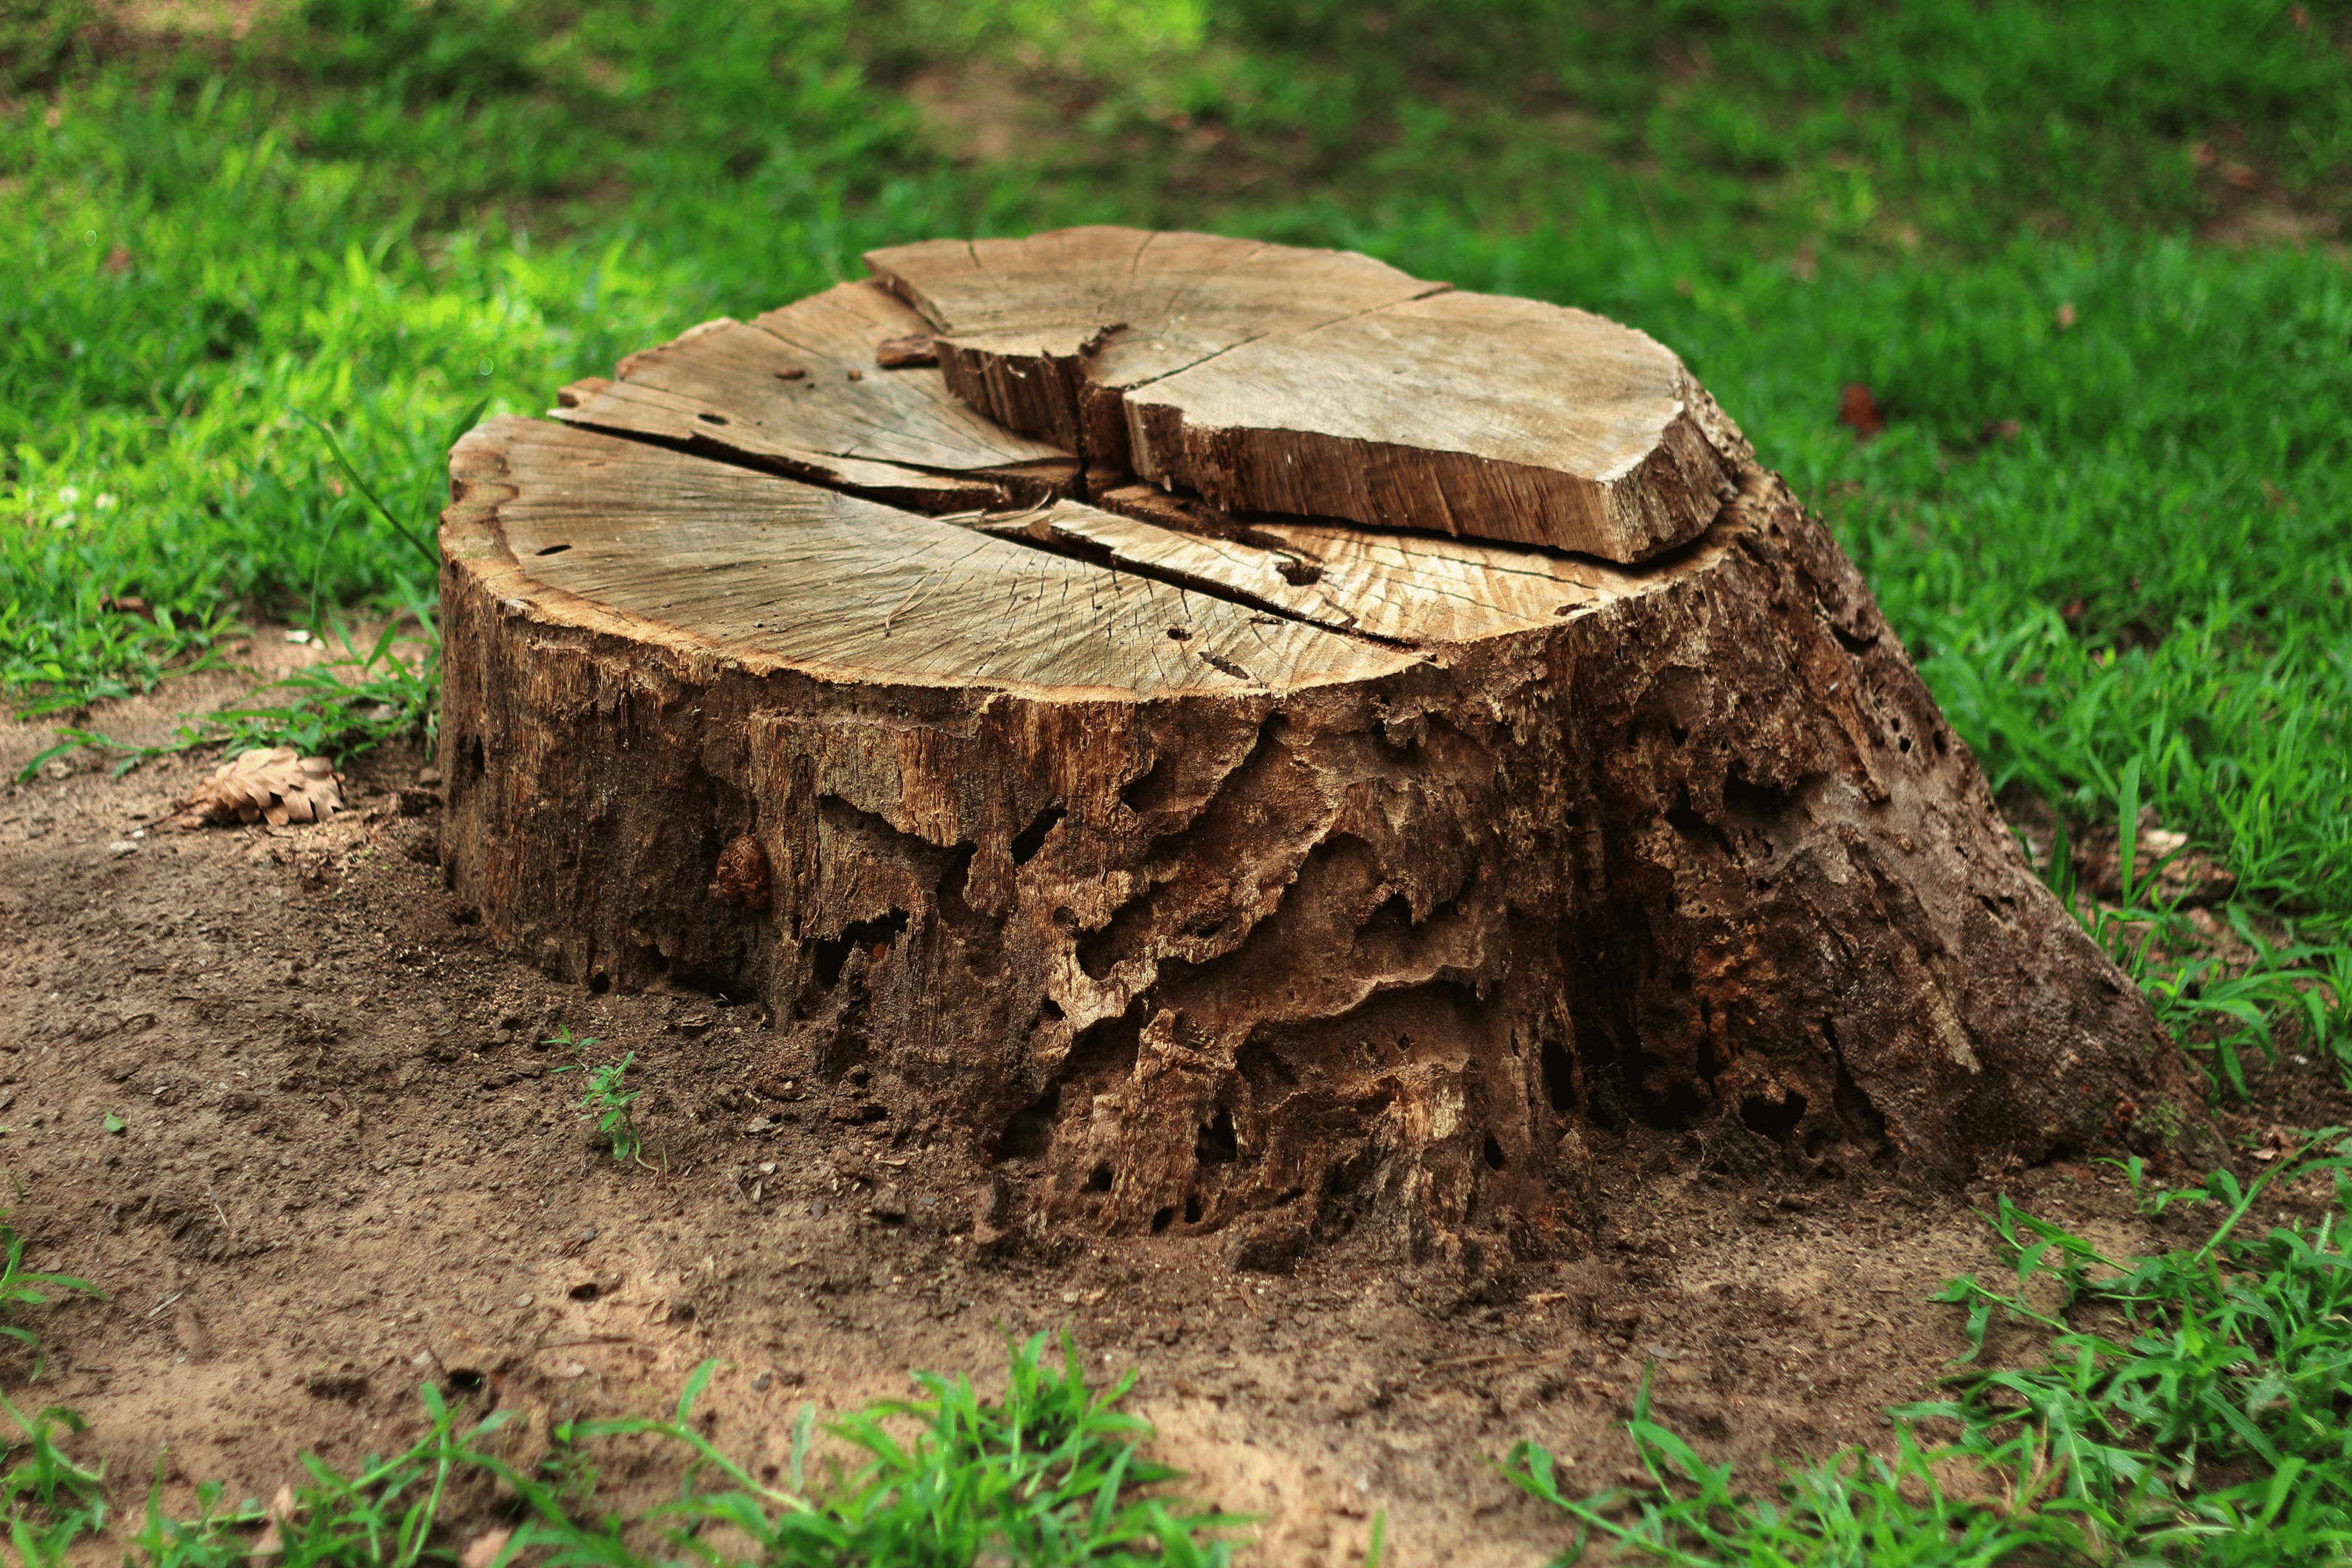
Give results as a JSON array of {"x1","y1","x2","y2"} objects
[{"x1": 4, "y1": 644, "x2": 2343, "y2": 1567}]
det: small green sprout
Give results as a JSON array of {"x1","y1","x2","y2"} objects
[
  {"x1": 0, "y1": 1225, "x2": 103, "y2": 1379},
  {"x1": 547, "y1": 1032, "x2": 643, "y2": 1164}
]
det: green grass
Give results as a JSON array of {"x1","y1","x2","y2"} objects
[
  {"x1": 547, "y1": 1029, "x2": 646, "y2": 1166},
  {"x1": 2041, "y1": 761, "x2": 2351, "y2": 1100},
  {"x1": 0, "y1": 1217, "x2": 106, "y2": 1561},
  {"x1": 496, "y1": 1338, "x2": 1242, "y2": 1568},
  {"x1": 0, "y1": 1224, "x2": 1241, "y2": 1567},
  {"x1": 929, "y1": 0, "x2": 2350, "y2": 261},
  {"x1": 0, "y1": 1225, "x2": 99, "y2": 1379},
  {"x1": 9, "y1": 1334, "x2": 1238, "y2": 1568},
  {"x1": 0, "y1": 1395, "x2": 110, "y2": 1568},
  {"x1": 1508, "y1": 1137, "x2": 2352, "y2": 1564}
]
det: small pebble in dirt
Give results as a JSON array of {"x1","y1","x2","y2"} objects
[
  {"x1": 809, "y1": 1199, "x2": 828, "y2": 1218},
  {"x1": 107, "y1": 841, "x2": 137, "y2": 859},
  {"x1": 746, "y1": 1116, "x2": 776, "y2": 1135},
  {"x1": 514, "y1": 1292, "x2": 534, "y2": 1308}
]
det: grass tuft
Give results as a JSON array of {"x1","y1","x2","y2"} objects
[
  {"x1": 2033, "y1": 758, "x2": 2352, "y2": 1101},
  {"x1": 1509, "y1": 1136, "x2": 2352, "y2": 1564},
  {"x1": 493, "y1": 1334, "x2": 1244, "y2": 1567},
  {"x1": 547, "y1": 1029, "x2": 646, "y2": 1167},
  {"x1": 51, "y1": 1333, "x2": 1235, "y2": 1568}
]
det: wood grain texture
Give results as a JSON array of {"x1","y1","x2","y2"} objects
[
  {"x1": 439, "y1": 235, "x2": 2215, "y2": 1270},
  {"x1": 1074, "y1": 483, "x2": 1732, "y2": 644},
  {"x1": 1122, "y1": 290, "x2": 1734, "y2": 559},
  {"x1": 863, "y1": 226, "x2": 1442, "y2": 469},
  {"x1": 553, "y1": 281, "x2": 1077, "y2": 512},
  {"x1": 865, "y1": 226, "x2": 1732, "y2": 561},
  {"x1": 446, "y1": 417, "x2": 1405, "y2": 698}
]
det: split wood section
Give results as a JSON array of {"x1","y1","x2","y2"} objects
[
  {"x1": 862, "y1": 227, "x2": 1735, "y2": 563},
  {"x1": 441, "y1": 229, "x2": 2210, "y2": 1265}
]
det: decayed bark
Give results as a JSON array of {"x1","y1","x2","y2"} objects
[{"x1": 439, "y1": 229, "x2": 2213, "y2": 1265}]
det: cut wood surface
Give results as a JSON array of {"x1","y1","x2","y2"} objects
[
  {"x1": 865, "y1": 226, "x2": 1734, "y2": 562},
  {"x1": 440, "y1": 229, "x2": 2213, "y2": 1267},
  {"x1": 447, "y1": 417, "x2": 1408, "y2": 696},
  {"x1": 553, "y1": 280, "x2": 1076, "y2": 512},
  {"x1": 862, "y1": 227, "x2": 1438, "y2": 462}
]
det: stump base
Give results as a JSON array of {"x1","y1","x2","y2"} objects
[{"x1": 439, "y1": 232, "x2": 2214, "y2": 1262}]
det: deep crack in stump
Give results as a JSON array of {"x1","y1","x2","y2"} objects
[{"x1": 439, "y1": 226, "x2": 2213, "y2": 1265}]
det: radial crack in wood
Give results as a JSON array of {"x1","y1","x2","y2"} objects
[
  {"x1": 441, "y1": 236, "x2": 2217, "y2": 1273},
  {"x1": 1067, "y1": 483, "x2": 1735, "y2": 645},
  {"x1": 553, "y1": 280, "x2": 1079, "y2": 513},
  {"x1": 865, "y1": 226, "x2": 1736, "y2": 562},
  {"x1": 446, "y1": 417, "x2": 1401, "y2": 697}
]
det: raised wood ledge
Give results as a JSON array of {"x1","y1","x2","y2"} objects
[{"x1": 862, "y1": 226, "x2": 1739, "y2": 563}]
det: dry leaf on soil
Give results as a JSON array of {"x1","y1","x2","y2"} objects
[
  {"x1": 177, "y1": 747, "x2": 343, "y2": 828},
  {"x1": 250, "y1": 1482, "x2": 298, "y2": 1558},
  {"x1": 172, "y1": 1304, "x2": 211, "y2": 1362},
  {"x1": 2073, "y1": 824, "x2": 2239, "y2": 908}
]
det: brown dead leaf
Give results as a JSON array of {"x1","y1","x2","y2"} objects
[
  {"x1": 2074, "y1": 824, "x2": 2238, "y2": 907},
  {"x1": 173, "y1": 1304, "x2": 211, "y2": 1362},
  {"x1": 461, "y1": 1528, "x2": 513, "y2": 1568},
  {"x1": 1837, "y1": 383, "x2": 1883, "y2": 440},
  {"x1": 251, "y1": 1482, "x2": 297, "y2": 1557},
  {"x1": 178, "y1": 748, "x2": 343, "y2": 828}
]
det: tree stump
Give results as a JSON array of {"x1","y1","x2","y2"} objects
[{"x1": 440, "y1": 226, "x2": 2212, "y2": 1263}]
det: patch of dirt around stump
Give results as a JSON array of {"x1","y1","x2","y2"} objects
[{"x1": 3, "y1": 661, "x2": 2343, "y2": 1567}]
